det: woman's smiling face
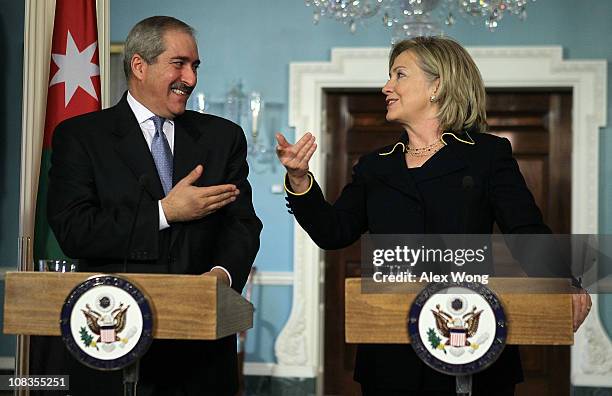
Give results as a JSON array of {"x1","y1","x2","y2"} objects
[{"x1": 382, "y1": 50, "x2": 439, "y2": 127}]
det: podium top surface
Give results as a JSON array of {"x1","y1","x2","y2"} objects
[
  {"x1": 345, "y1": 277, "x2": 574, "y2": 345},
  {"x1": 3, "y1": 272, "x2": 253, "y2": 340}
]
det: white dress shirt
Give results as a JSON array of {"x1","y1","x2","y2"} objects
[{"x1": 126, "y1": 92, "x2": 232, "y2": 286}]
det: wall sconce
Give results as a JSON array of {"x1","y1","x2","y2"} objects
[{"x1": 191, "y1": 81, "x2": 278, "y2": 174}]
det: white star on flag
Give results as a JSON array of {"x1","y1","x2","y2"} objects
[{"x1": 49, "y1": 30, "x2": 100, "y2": 107}]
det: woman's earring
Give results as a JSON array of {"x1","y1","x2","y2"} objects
[{"x1": 429, "y1": 95, "x2": 436, "y2": 102}]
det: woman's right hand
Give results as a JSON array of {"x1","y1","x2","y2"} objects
[{"x1": 275, "y1": 132, "x2": 317, "y2": 194}]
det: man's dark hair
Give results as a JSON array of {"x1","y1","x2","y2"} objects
[{"x1": 123, "y1": 16, "x2": 195, "y2": 80}]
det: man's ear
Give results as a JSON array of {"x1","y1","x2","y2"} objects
[{"x1": 130, "y1": 54, "x2": 146, "y2": 82}]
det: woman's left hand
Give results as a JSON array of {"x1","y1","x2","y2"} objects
[{"x1": 572, "y1": 288, "x2": 592, "y2": 332}]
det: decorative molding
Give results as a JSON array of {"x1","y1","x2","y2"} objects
[
  {"x1": 0, "y1": 267, "x2": 15, "y2": 281},
  {"x1": 243, "y1": 362, "x2": 276, "y2": 376},
  {"x1": 280, "y1": 46, "x2": 607, "y2": 390},
  {"x1": 275, "y1": 301, "x2": 308, "y2": 366},
  {"x1": 0, "y1": 358, "x2": 15, "y2": 371},
  {"x1": 252, "y1": 271, "x2": 293, "y2": 286},
  {"x1": 274, "y1": 234, "x2": 314, "y2": 367},
  {"x1": 243, "y1": 362, "x2": 317, "y2": 378},
  {"x1": 572, "y1": 294, "x2": 612, "y2": 387}
]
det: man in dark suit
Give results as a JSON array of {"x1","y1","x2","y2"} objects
[{"x1": 45, "y1": 16, "x2": 262, "y2": 395}]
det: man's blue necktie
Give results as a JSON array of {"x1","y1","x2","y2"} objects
[{"x1": 150, "y1": 115, "x2": 173, "y2": 195}]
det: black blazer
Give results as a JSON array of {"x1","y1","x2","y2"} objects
[
  {"x1": 286, "y1": 131, "x2": 553, "y2": 392},
  {"x1": 45, "y1": 93, "x2": 262, "y2": 395}
]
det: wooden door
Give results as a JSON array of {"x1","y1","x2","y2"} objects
[
  {"x1": 323, "y1": 92, "x2": 403, "y2": 395},
  {"x1": 322, "y1": 89, "x2": 572, "y2": 395},
  {"x1": 488, "y1": 90, "x2": 572, "y2": 396}
]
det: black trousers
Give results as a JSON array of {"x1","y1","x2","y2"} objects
[{"x1": 29, "y1": 336, "x2": 238, "y2": 396}]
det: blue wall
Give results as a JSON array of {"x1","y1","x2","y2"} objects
[
  {"x1": 108, "y1": 0, "x2": 612, "y2": 367},
  {"x1": 0, "y1": 0, "x2": 24, "y2": 358}
]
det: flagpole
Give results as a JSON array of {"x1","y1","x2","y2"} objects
[
  {"x1": 15, "y1": 237, "x2": 31, "y2": 396},
  {"x1": 18, "y1": 0, "x2": 57, "y2": 389}
]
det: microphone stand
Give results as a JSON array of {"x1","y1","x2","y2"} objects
[
  {"x1": 457, "y1": 178, "x2": 474, "y2": 396},
  {"x1": 456, "y1": 374, "x2": 472, "y2": 396},
  {"x1": 123, "y1": 361, "x2": 140, "y2": 396}
]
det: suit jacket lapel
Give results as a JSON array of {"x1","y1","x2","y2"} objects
[
  {"x1": 169, "y1": 115, "x2": 212, "y2": 250},
  {"x1": 111, "y1": 94, "x2": 164, "y2": 199},
  {"x1": 172, "y1": 116, "x2": 209, "y2": 185},
  {"x1": 372, "y1": 133, "x2": 469, "y2": 198},
  {"x1": 366, "y1": 138, "x2": 421, "y2": 202},
  {"x1": 411, "y1": 143, "x2": 468, "y2": 184},
  {"x1": 375, "y1": 154, "x2": 421, "y2": 201}
]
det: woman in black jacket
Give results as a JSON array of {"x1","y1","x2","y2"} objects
[{"x1": 275, "y1": 36, "x2": 591, "y2": 395}]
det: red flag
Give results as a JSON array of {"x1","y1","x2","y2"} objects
[
  {"x1": 35, "y1": 0, "x2": 101, "y2": 260},
  {"x1": 43, "y1": 0, "x2": 101, "y2": 148}
]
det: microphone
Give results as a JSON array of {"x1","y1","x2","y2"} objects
[{"x1": 123, "y1": 175, "x2": 149, "y2": 273}]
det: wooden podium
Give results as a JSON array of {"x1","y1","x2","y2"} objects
[
  {"x1": 345, "y1": 277, "x2": 573, "y2": 345},
  {"x1": 3, "y1": 272, "x2": 254, "y2": 340}
]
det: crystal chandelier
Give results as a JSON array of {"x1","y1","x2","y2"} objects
[
  {"x1": 191, "y1": 82, "x2": 277, "y2": 174},
  {"x1": 224, "y1": 82, "x2": 276, "y2": 173},
  {"x1": 305, "y1": 0, "x2": 536, "y2": 43}
]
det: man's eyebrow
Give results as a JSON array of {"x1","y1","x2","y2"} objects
[{"x1": 170, "y1": 56, "x2": 201, "y2": 65}]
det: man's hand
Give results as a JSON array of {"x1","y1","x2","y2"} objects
[
  {"x1": 572, "y1": 287, "x2": 592, "y2": 332},
  {"x1": 203, "y1": 267, "x2": 230, "y2": 286},
  {"x1": 161, "y1": 165, "x2": 239, "y2": 223}
]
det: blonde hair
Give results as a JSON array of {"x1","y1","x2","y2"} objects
[{"x1": 389, "y1": 36, "x2": 487, "y2": 133}]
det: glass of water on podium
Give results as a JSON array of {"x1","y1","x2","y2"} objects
[{"x1": 37, "y1": 259, "x2": 78, "y2": 272}]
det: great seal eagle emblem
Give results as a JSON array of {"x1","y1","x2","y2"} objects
[
  {"x1": 408, "y1": 281, "x2": 506, "y2": 375},
  {"x1": 60, "y1": 275, "x2": 153, "y2": 370},
  {"x1": 430, "y1": 295, "x2": 486, "y2": 352}
]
